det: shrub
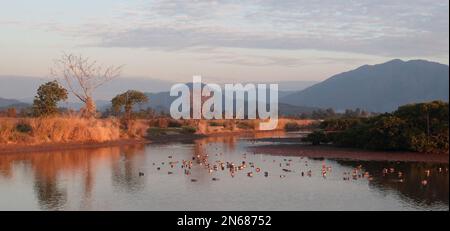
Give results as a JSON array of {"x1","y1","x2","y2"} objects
[
  {"x1": 209, "y1": 121, "x2": 224, "y2": 126},
  {"x1": 236, "y1": 121, "x2": 253, "y2": 129},
  {"x1": 168, "y1": 119, "x2": 183, "y2": 128},
  {"x1": 181, "y1": 126, "x2": 196, "y2": 134},
  {"x1": 284, "y1": 122, "x2": 301, "y2": 131},
  {"x1": 16, "y1": 122, "x2": 32, "y2": 133},
  {"x1": 318, "y1": 101, "x2": 449, "y2": 153},
  {"x1": 147, "y1": 127, "x2": 165, "y2": 137},
  {"x1": 301, "y1": 130, "x2": 330, "y2": 145}
]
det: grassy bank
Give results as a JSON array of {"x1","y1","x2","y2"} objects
[
  {"x1": 0, "y1": 116, "x2": 314, "y2": 152},
  {"x1": 0, "y1": 116, "x2": 121, "y2": 145}
]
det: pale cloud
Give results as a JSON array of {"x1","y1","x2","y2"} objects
[
  {"x1": 0, "y1": 0, "x2": 448, "y2": 80},
  {"x1": 86, "y1": 0, "x2": 449, "y2": 58}
]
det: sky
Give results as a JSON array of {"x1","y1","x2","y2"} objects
[{"x1": 0, "y1": 0, "x2": 448, "y2": 83}]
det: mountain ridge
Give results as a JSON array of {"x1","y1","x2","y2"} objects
[{"x1": 280, "y1": 59, "x2": 449, "y2": 112}]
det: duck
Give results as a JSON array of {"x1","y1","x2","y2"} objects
[
  {"x1": 421, "y1": 180, "x2": 428, "y2": 186},
  {"x1": 139, "y1": 172, "x2": 144, "y2": 176}
]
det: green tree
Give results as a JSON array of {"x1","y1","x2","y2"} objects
[
  {"x1": 32, "y1": 81, "x2": 68, "y2": 117},
  {"x1": 302, "y1": 130, "x2": 330, "y2": 145},
  {"x1": 111, "y1": 90, "x2": 149, "y2": 120},
  {"x1": 318, "y1": 101, "x2": 449, "y2": 153}
]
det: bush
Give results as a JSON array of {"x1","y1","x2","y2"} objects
[
  {"x1": 181, "y1": 126, "x2": 196, "y2": 134},
  {"x1": 147, "y1": 127, "x2": 165, "y2": 137},
  {"x1": 319, "y1": 101, "x2": 449, "y2": 153},
  {"x1": 284, "y1": 122, "x2": 300, "y2": 131},
  {"x1": 301, "y1": 130, "x2": 330, "y2": 145},
  {"x1": 209, "y1": 121, "x2": 224, "y2": 126},
  {"x1": 168, "y1": 120, "x2": 183, "y2": 128},
  {"x1": 16, "y1": 122, "x2": 32, "y2": 133},
  {"x1": 236, "y1": 121, "x2": 253, "y2": 129}
]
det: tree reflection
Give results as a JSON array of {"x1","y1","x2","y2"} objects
[
  {"x1": 336, "y1": 160, "x2": 449, "y2": 205},
  {"x1": 111, "y1": 145, "x2": 147, "y2": 192},
  {"x1": 0, "y1": 145, "x2": 144, "y2": 210}
]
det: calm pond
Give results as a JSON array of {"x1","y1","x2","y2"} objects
[{"x1": 0, "y1": 132, "x2": 448, "y2": 211}]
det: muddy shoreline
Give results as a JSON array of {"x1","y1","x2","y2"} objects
[
  {"x1": 0, "y1": 139, "x2": 150, "y2": 154},
  {"x1": 249, "y1": 143, "x2": 449, "y2": 163},
  {"x1": 2, "y1": 130, "x2": 449, "y2": 164},
  {"x1": 0, "y1": 129, "x2": 284, "y2": 154}
]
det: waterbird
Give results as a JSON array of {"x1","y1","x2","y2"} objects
[{"x1": 139, "y1": 172, "x2": 144, "y2": 176}]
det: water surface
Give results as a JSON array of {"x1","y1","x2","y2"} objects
[{"x1": 0, "y1": 132, "x2": 448, "y2": 211}]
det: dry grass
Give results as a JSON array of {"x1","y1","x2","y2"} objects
[
  {"x1": 0, "y1": 116, "x2": 121, "y2": 145},
  {"x1": 0, "y1": 116, "x2": 315, "y2": 147},
  {"x1": 125, "y1": 119, "x2": 150, "y2": 138}
]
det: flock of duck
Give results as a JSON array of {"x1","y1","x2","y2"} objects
[{"x1": 137, "y1": 150, "x2": 448, "y2": 187}]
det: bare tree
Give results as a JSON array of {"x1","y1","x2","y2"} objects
[{"x1": 51, "y1": 53, "x2": 122, "y2": 118}]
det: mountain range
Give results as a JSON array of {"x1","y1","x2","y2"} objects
[
  {"x1": 281, "y1": 59, "x2": 449, "y2": 112},
  {"x1": 0, "y1": 59, "x2": 448, "y2": 114}
]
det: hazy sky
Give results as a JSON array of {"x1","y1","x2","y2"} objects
[{"x1": 0, "y1": 0, "x2": 448, "y2": 83}]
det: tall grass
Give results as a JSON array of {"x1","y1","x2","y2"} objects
[{"x1": 0, "y1": 116, "x2": 121, "y2": 145}]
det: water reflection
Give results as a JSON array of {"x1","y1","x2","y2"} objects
[
  {"x1": 0, "y1": 145, "x2": 146, "y2": 210},
  {"x1": 111, "y1": 145, "x2": 147, "y2": 193},
  {"x1": 0, "y1": 133, "x2": 448, "y2": 210},
  {"x1": 33, "y1": 176, "x2": 67, "y2": 210},
  {"x1": 337, "y1": 160, "x2": 449, "y2": 206}
]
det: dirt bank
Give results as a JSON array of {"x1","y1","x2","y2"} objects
[
  {"x1": 249, "y1": 144, "x2": 449, "y2": 163},
  {"x1": 0, "y1": 139, "x2": 149, "y2": 154}
]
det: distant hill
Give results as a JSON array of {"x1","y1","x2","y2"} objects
[
  {"x1": 140, "y1": 89, "x2": 318, "y2": 116},
  {"x1": 280, "y1": 59, "x2": 449, "y2": 112},
  {"x1": 0, "y1": 75, "x2": 315, "y2": 102},
  {"x1": 0, "y1": 97, "x2": 26, "y2": 108},
  {"x1": 0, "y1": 75, "x2": 175, "y2": 101}
]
